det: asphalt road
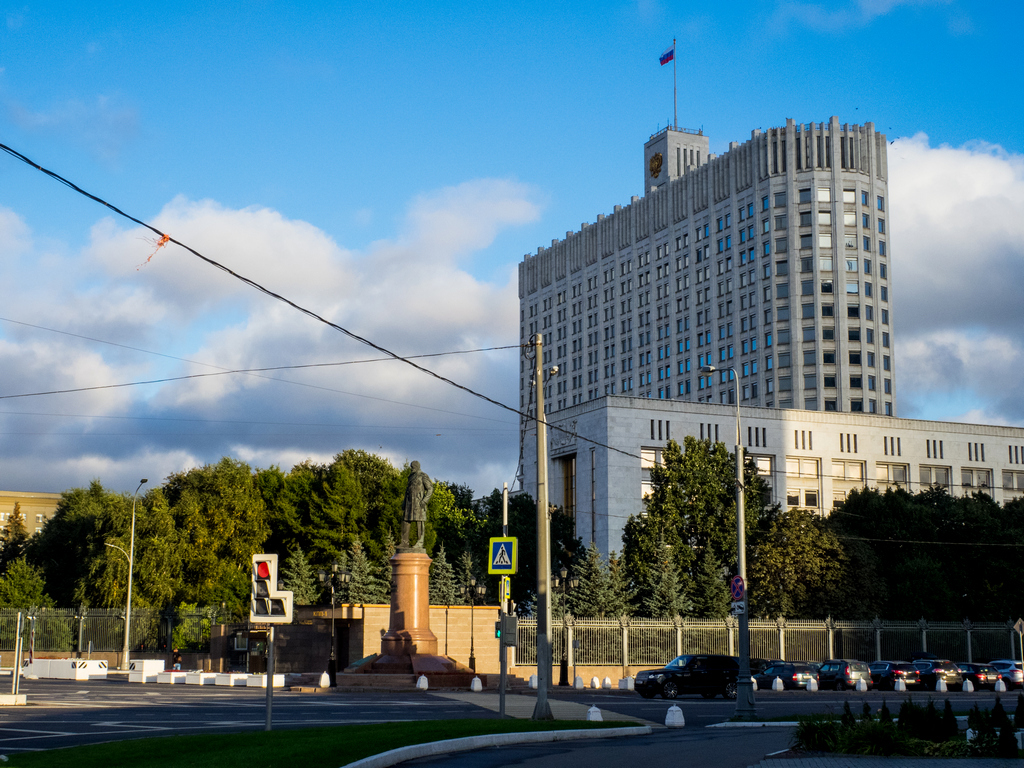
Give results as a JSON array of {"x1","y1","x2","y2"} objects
[{"x1": 0, "y1": 675, "x2": 1017, "y2": 762}]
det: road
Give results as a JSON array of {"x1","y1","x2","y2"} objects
[{"x1": 0, "y1": 676, "x2": 1016, "y2": 763}]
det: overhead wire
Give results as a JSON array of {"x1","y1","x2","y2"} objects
[{"x1": 0, "y1": 141, "x2": 640, "y2": 460}]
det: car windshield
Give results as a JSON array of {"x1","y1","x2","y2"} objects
[{"x1": 667, "y1": 655, "x2": 693, "y2": 668}]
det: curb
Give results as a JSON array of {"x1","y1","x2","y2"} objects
[
  {"x1": 706, "y1": 721, "x2": 799, "y2": 728},
  {"x1": 344, "y1": 725, "x2": 653, "y2": 768}
]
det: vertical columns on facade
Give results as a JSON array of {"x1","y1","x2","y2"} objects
[
  {"x1": 918, "y1": 618, "x2": 929, "y2": 653},
  {"x1": 963, "y1": 619, "x2": 973, "y2": 663},
  {"x1": 726, "y1": 616, "x2": 736, "y2": 657},
  {"x1": 872, "y1": 617, "x2": 883, "y2": 662},
  {"x1": 826, "y1": 617, "x2": 836, "y2": 660},
  {"x1": 620, "y1": 616, "x2": 630, "y2": 678},
  {"x1": 777, "y1": 617, "x2": 787, "y2": 661},
  {"x1": 1007, "y1": 620, "x2": 1016, "y2": 659},
  {"x1": 675, "y1": 616, "x2": 684, "y2": 657}
]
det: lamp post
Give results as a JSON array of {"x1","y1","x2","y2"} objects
[
  {"x1": 460, "y1": 577, "x2": 487, "y2": 671},
  {"x1": 552, "y1": 565, "x2": 579, "y2": 686},
  {"x1": 106, "y1": 479, "x2": 147, "y2": 672},
  {"x1": 701, "y1": 364, "x2": 755, "y2": 719},
  {"x1": 318, "y1": 561, "x2": 351, "y2": 685}
]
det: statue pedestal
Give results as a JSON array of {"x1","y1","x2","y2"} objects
[{"x1": 379, "y1": 551, "x2": 438, "y2": 657}]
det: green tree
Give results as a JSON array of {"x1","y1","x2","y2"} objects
[
  {"x1": 642, "y1": 546, "x2": 690, "y2": 619},
  {"x1": 604, "y1": 551, "x2": 633, "y2": 617},
  {"x1": 347, "y1": 540, "x2": 386, "y2": 604},
  {"x1": 338, "y1": 450, "x2": 404, "y2": 558},
  {"x1": 0, "y1": 503, "x2": 30, "y2": 572},
  {"x1": 690, "y1": 550, "x2": 730, "y2": 619},
  {"x1": 566, "y1": 542, "x2": 611, "y2": 617},
  {"x1": 281, "y1": 546, "x2": 318, "y2": 605},
  {"x1": 748, "y1": 506, "x2": 844, "y2": 618},
  {"x1": 0, "y1": 558, "x2": 53, "y2": 607},
  {"x1": 429, "y1": 545, "x2": 460, "y2": 605},
  {"x1": 163, "y1": 457, "x2": 270, "y2": 608}
]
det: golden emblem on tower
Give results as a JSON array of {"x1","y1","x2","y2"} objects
[{"x1": 649, "y1": 152, "x2": 663, "y2": 178}]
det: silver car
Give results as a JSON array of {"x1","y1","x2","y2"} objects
[{"x1": 988, "y1": 659, "x2": 1023, "y2": 688}]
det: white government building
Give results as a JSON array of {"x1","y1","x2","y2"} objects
[{"x1": 517, "y1": 118, "x2": 1024, "y2": 555}]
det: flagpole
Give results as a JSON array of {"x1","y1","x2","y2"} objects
[{"x1": 673, "y1": 37, "x2": 677, "y2": 130}]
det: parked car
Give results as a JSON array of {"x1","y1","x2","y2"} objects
[
  {"x1": 956, "y1": 662, "x2": 1001, "y2": 690},
  {"x1": 634, "y1": 654, "x2": 739, "y2": 700},
  {"x1": 817, "y1": 659, "x2": 873, "y2": 690},
  {"x1": 753, "y1": 662, "x2": 819, "y2": 690},
  {"x1": 913, "y1": 660, "x2": 964, "y2": 690},
  {"x1": 868, "y1": 661, "x2": 921, "y2": 690},
  {"x1": 988, "y1": 660, "x2": 1024, "y2": 689}
]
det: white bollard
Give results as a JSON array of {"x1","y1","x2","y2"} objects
[
  {"x1": 602, "y1": 676, "x2": 612, "y2": 690},
  {"x1": 962, "y1": 679, "x2": 974, "y2": 693},
  {"x1": 574, "y1": 675, "x2": 584, "y2": 690},
  {"x1": 966, "y1": 728, "x2": 977, "y2": 743},
  {"x1": 807, "y1": 677, "x2": 818, "y2": 692},
  {"x1": 590, "y1": 676, "x2": 601, "y2": 689},
  {"x1": 856, "y1": 678, "x2": 868, "y2": 692},
  {"x1": 586, "y1": 705, "x2": 603, "y2": 722},
  {"x1": 751, "y1": 677, "x2": 758, "y2": 691},
  {"x1": 995, "y1": 679, "x2": 1007, "y2": 692},
  {"x1": 416, "y1": 675, "x2": 429, "y2": 691},
  {"x1": 624, "y1": 676, "x2": 634, "y2": 690},
  {"x1": 319, "y1": 671, "x2": 331, "y2": 688},
  {"x1": 772, "y1": 676, "x2": 785, "y2": 691},
  {"x1": 895, "y1": 678, "x2": 907, "y2": 692},
  {"x1": 470, "y1": 676, "x2": 483, "y2": 692},
  {"x1": 529, "y1": 674, "x2": 538, "y2": 689},
  {"x1": 936, "y1": 679, "x2": 947, "y2": 693},
  {"x1": 665, "y1": 704, "x2": 685, "y2": 728}
]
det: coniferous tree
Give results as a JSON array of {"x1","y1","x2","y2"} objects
[
  {"x1": 347, "y1": 540, "x2": 386, "y2": 604},
  {"x1": 428, "y1": 545, "x2": 460, "y2": 605},
  {"x1": 0, "y1": 503, "x2": 30, "y2": 573},
  {"x1": 566, "y1": 542, "x2": 610, "y2": 617},
  {"x1": 691, "y1": 550, "x2": 730, "y2": 619},
  {"x1": 379, "y1": 530, "x2": 396, "y2": 599},
  {"x1": 605, "y1": 551, "x2": 633, "y2": 617},
  {"x1": 281, "y1": 547, "x2": 318, "y2": 605},
  {"x1": 642, "y1": 548, "x2": 690, "y2": 619}
]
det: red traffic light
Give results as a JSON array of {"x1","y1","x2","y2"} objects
[{"x1": 256, "y1": 561, "x2": 271, "y2": 579}]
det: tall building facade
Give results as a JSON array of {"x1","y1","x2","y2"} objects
[
  {"x1": 519, "y1": 117, "x2": 895, "y2": 417},
  {"x1": 517, "y1": 118, "x2": 1024, "y2": 556}
]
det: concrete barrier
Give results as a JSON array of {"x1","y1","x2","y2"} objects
[
  {"x1": 215, "y1": 673, "x2": 248, "y2": 686},
  {"x1": 129, "y1": 659, "x2": 164, "y2": 683},
  {"x1": 246, "y1": 674, "x2": 285, "y2": 688}
]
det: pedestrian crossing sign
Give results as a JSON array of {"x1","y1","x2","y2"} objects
[{"x1": 488, "y1": 537, "x2": 518, "y2": 574}]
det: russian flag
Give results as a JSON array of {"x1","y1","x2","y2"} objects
[{"x1": 659, "y1": 44, "x2": 674, "y2": 66}]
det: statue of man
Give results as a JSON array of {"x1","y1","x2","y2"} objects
[{"x1": 401, "y1": 461, "x2": 433, "y2": 550}]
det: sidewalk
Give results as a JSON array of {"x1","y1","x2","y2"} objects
[
  {"x1": 433, "y1": 691, "x2": 654, "y2": 723},
  {"x1": 752, "y1": 758, "x2": 1022, "y2": 767}
]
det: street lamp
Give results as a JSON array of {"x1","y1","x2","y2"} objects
[
  {"x1": 318, "y1": 560, "x2": 352, "y2": 685},
  {"x1": 701, "y1": 364, "x2": 755, "y2": 719},
  {"x1": 460, "y1": 576, "x2": 487, "y2": 671},
  {"x1": 551, "y1": 565, "x2": 579, "y2": 686},
  {"x1": 105, "y1": 479, "x2": 147, "y2": 672}
]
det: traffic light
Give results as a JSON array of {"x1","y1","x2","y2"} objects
[
  {"x1": 250, "y1": 554, "x2": 293, "y2": 624},
  {"x1": 499, "y1": 614, "x2": 517, "y2": 647}
]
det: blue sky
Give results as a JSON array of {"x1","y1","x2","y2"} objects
[{"x1": 0, "y1": 0, "x2": 1022, "y2": 496}]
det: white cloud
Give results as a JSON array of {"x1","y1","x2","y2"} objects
[
  {"x1": 0, "y1": 177, "x2": 537, "y2": 495},
  {"x1": 889, "y1": 134, "x2": 1024, "y2": 425},
  {"x1": 7, "y1": 94, "x2": 138, "y2": 161},
  {"x1": 768, "y1": 0, "x2": 952, "y2": 32}
]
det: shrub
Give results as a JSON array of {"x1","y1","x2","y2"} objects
[
  {"x1": 941, "y1": 699, "x2": 957, "y2": 742},
  {"x1": 838, "y1": 720, "x2": 921, "y2": 757},
  {"x1": 792, "y1": 716, "x2": 840, "y2": 753},
  {"x1": 1015, "y1": 693, "x2": 1024, "y2": 729},
  {"x1": 878, "y1": 700, "x2": 892, "y2": 724},
  {"x1": 997, "y1": 725, "x2": 1019, "y2": 759}
]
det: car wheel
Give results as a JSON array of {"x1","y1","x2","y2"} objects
[
  {"x1": 661, "y1": 681, "x2": 679, "y2": 700},
  {"x1": 723, "y1": 681, "x2": 737, "y2": 700},
  {"x1": 701, "y1": 691, "x2": 717, "y2": 699},
  {"x1": 638, "y1": 690, "x2": 656, "y2": 699},
  {"x1": 835, "y1": 681, "x2": 846, "y2": 691}
]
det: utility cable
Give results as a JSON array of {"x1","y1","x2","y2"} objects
[{"x1": 0, "y1": 141, "x2": 639, "y2": 460}]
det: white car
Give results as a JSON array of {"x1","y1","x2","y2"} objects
[{"x1": 988, "y1": 659, "x2": 1023, "y2": 688}]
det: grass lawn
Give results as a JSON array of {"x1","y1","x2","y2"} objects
[{"x1": 3, "y1": 718, "x2": 627, "y2": 768}]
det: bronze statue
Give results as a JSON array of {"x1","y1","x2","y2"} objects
[{"x1": 401, "y1": 461, "x2": 433, "y2": 551}]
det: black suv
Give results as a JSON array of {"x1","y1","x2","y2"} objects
[
  {"x1": 817, "y1": 659, "x2": 873, "y2": 690},
  {"x1": 635, "y1": 654, "x2": 739, "y2": 700}
]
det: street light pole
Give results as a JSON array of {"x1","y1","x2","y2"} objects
[
  {"x1": 318, "y1": 561, "x2": 351, "y2": 686},
  {"x1": 531, "y1": 334, "x2": 554, "y2": 719},
  {"x1": 112, "y1": 479, "x2": 147, "y2": 672},
  {"x1": 552, "y1": 566, "x2": 579, "y2": 686},
  {"x1": 701, "y1": 365, "x2": 755, "y2": 719}
]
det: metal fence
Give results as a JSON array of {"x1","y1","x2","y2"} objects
[
  {"x1": 0, "y1": 607, "x2": 229, "y2": 654},
  {"x1": 515, "y1": 616, "x2": 1023, "y2": 668}
]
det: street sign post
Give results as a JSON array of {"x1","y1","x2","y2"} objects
[
  {"x1": 488, "y1": 537, "x2": 518, "y2": 575},
  {"x1": 729, "y1": 575, "x2": 745, "y2": 602},
  {"x1": 1015, "y1": 618, "x2": 1024, "y2": 665}
]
